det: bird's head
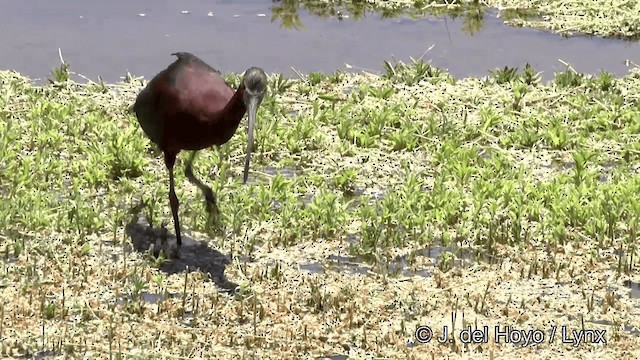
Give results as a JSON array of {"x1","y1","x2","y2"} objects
[
  {"x1": 242, "y1": 67, "x2": 268, "y2": 99},
  {"x1": 241, "y1": 67, "x2": 268, "y2": 184}
]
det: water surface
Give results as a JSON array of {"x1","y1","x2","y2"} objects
[{"x1": 0, "y1": 0, "x2": 637, "y2": 82}]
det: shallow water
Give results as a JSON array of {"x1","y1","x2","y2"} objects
[
  {"x1": 625, "y1": 280, "x2": 640, "y2": 299},
  {"x1": 299, "y1": 243, "x2": 479, "y2": 278},
  {"x1": 0, "y1": 0, "x2": 638, "y2": 82}
]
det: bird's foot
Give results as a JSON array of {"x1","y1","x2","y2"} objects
[
  {"x1": 203, "y1": 188, "x2": 218, "y2": 210},
  {"x1": 205, "y1": 209, "x2": 223, "y2": 236},
  {"x1": 201, "y1": 188, "x2": 222, "y2": 235}
]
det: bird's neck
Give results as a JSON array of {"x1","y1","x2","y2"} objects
[
  {"x1": 224, "y1": 84, "x2": 247, "y2": 124},
  {"x1": 206, "y1": 84, "x2": 247, "y2": 145}
]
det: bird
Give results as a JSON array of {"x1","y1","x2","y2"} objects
[{"x1": 132, "y1": 52, "x2": 267, "y2": 249}]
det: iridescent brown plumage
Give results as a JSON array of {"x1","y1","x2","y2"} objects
[{"x1": 133, "y1": 52, "x2": 267, "y2": 247}]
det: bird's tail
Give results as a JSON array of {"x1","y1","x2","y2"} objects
[{"x1": 129, "y1": 96, "x2": 140, "y2": 115}]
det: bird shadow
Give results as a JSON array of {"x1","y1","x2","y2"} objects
[{"x1": 125, "y1": 218, "x2": 239, "y2": 294}]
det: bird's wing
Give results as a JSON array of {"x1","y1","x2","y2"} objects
[{"x1": 172, "y1": 63, "x2": 235, "y2": 120}]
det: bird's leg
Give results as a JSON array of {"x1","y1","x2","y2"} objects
[
  {"x1": 164, "y1": 151, "x2": 182, "y2": 248},
  {"x1": 184, "y1": 151, "x2": 222, "y2": 235},
  {"x1": 184, "y1": 151, "x2": 219, "y2": 216}
]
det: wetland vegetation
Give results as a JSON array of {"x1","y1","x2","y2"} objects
[
  {"x1": 1, "y1": 55, "x2": 640, "y2": 358},
  {"x1": 1, "y1": 0, "x2": 640, "y2": 358}
]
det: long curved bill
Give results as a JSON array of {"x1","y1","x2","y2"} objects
[{"x1": 243, "y1": 96, "x2": 259, "y2": 184}]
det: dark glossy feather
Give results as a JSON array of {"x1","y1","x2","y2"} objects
[{"x1": 133, "y1": 52, "x2": 246, "y2": 152}]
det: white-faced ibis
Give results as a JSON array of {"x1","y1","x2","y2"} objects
[{"x1": 133, "y1": 52, "x2": 267, "y2": 248}]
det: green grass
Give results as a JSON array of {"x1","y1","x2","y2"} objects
[{"x1": 1, "y1": 59, "x2": 640, "y2": 358}]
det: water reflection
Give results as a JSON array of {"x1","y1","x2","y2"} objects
[
  {"x1": 270, "y1": 0, "x2": 543, "y2": 36},
  {"x1": 0, "y1": 0, "x2": 636, "y2": 82}
]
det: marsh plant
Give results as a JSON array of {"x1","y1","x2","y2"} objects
[{"x1": 1, "y1": 55, "x2": 640, "y2": 358}]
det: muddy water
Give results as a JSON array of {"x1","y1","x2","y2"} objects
[{"x1": 0, "y1": 0, "x2": 638, "y2": 82}]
